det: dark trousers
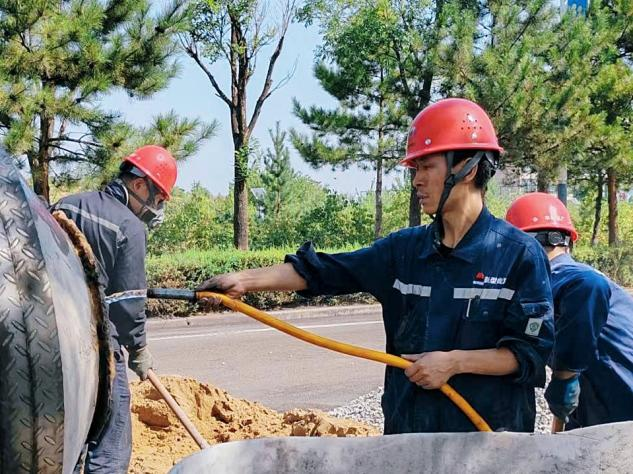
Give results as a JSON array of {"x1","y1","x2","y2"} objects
[{"x1": 75, "y1": 349, "x2": 132, "y2": 473}]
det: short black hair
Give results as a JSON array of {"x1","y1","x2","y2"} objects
[
  {"x1": 118, "y1": 162, "x2": 144, "y2": 183},
  {"x1": 452, "y1": 149, "x2": 498, "y2": 189}
]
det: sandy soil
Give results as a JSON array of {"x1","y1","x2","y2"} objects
[{"x1": 129, "y1": 375, "x2": 379, "y2": 473}]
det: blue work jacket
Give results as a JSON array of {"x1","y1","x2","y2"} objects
[
  {"x1": 286, "y1": 208, "x2": 554, "y2": 433},
  {"x1": 550, "y1": 253, "x2": 633, "y2": 428},
  {"x1": 52, "y1": 180, "x2": 148, "y2": 352}
]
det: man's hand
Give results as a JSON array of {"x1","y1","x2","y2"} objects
[
  {"x1": 545, "y1": 373, "x2": 580, "y2": 423},
  {"x1": 195, "y1": 273, "x2": 247, "y2": 311},
  {"x1": 401, "y1": 352, "x2": 458, "y2": 389},
  {"x1": 128, "y1": 346, "x2": 153, "y2": 381},
  {"x1": 196, "y1": 273, "x2": 247, "y2": 299}
]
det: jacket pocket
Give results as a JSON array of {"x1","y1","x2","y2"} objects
[
  {"x1": 456, "y1": 299, "x2": 503, "y2": 350},
  {"x1": 393, "y1": 298, "x2": 429, "y2": 354}
]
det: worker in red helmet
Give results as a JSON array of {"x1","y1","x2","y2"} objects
[
  {"x1": 52, "y1": 145, "x2": 177, "y2": 473},
  {"x1": 197, "y1": 99, "x2": 554, "y2": 433},
  {"x1": 506, "y1": 192, "x2": 633, "y2": 430}
]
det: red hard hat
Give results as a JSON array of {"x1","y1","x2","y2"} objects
[
  {"x1": 122, "y1": 145, "x2": 177, "y2": 199},
  {"x1": 505, "y1": 192, "x2": 579, "y2": 242},
  {"x1": 401, "y1": 98, "x2": 504, "y2": 168}
]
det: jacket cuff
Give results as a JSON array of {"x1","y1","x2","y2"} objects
[
  {"x1": 284, "y1": 242, "x2": 324, "y2": 297},
  {"x1": 497, "y1": 336, "x2": 546, "y2": 387}
]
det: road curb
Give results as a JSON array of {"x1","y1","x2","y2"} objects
[{"x1": 146, "y1": 304, "x2": 382, "y2": 329}]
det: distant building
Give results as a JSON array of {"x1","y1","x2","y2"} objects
[
  {"x1": 561, "y1": 0, "x2": 588, "y2": 14},
  {"x1": 566, "y1": 0, "x2": 588, "y2": 10}
]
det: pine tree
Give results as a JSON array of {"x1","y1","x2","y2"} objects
[
  {"x1": 441, "y1": 0, "x2": 633, "y2": 233},
  {"x1": 301, "y1": 0, "x2": 479, "y2": 227},
  {"x1": 0, "y1": 0, "x2": 192, "y2": 202},
  {"x1": 260, "y1": 122, "x2": 296, "y2": 220},
  {"x1": 294, "y1": 1, "x2": 408, "y2": 236}
]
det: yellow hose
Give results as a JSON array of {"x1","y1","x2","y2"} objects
[{"x1": 198, "y1": 291, "x2": 492, "y2": 432}]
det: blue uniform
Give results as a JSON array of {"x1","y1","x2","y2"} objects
[
  {"x1": 53, "y1": 180, "x2": 145, "y2": 473},
  {"x1": 550, "y1": 253, "x2": 633, "y2": 428},
  {"x1": 286, "y1": 208, "x2": 554, "y2": 433}
]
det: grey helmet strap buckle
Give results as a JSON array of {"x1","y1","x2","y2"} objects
[{"x1": 529, "y1": 231, "x2": 571, "y2": 248}]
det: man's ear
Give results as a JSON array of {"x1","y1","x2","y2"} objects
[
  {"x1": 462, "y1": 161, "x2": 478, "y2": 184},
  {"x1": 129, "y1": 177, "x2": 146, "y2": 194}
]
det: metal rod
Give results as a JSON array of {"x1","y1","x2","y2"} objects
[
  {"x1": 552, "y1": 416, "x2": 565, "y2": 433},
  {"x1": 146, "y1": 369, "x2": 210, "y2": 449}
]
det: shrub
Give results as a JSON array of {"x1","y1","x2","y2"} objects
[
  {"x1": 146, "y1": 247, "x2": 375, "y2": 317},
  {"x1": 573, "y1": 243, "x2": 633, "y2": 287}
]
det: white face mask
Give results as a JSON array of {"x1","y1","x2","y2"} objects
[
  {"x1": 125, "y1": 177, "x2": 165, "y2": 228},
  {"x1": 147, "y1": 207, "x2": 165, "y2": 230}
]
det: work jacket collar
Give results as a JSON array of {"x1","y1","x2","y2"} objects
[
  {"x1": 550, "y1": 252, "x2": 575, "y2": 268},
  {"x1": 104, "y1": 179, "x2": 129, "y2": 207},
  {"x1": 420, "y1": 207, "x2": 493, "y2": 264}
]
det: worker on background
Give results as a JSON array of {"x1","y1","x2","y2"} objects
[
  {"x1": 53, "y1": 145, "x2": 177, "y2": 473},
  {"x1": 197, "y1": 99, "x2": 555, "y2": 433},
  {"x1": 506, "y1": 192, "x2": 633, "y2": 429}
]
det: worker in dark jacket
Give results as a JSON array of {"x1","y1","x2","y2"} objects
[
  {"x1": 506, "y1": 192, "x2": 633, "y2": 429},
  {"x1": 197, "y1": 99, "x2": 555, "y2": 433},
  {"x1": 53, "y1": 145, "x2": 177, "y2": 473}
]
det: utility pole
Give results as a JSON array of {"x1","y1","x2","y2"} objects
[
  {"x1": 557, "y1": 166, "x2": 568, "y2": 206},
  {"x1": 557, "y1": 0, "x2": 587, "y2": 205}
]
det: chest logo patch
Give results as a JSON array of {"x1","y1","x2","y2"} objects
[
  {"x1": 473, "y1": 272, "x2": 507, "y2": 286},
  {"x1": 525, "y1": 318, "x2": 543, "y2": 337}
]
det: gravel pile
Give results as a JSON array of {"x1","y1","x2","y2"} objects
[
  {"x1": 329, "y1": 370, "x2": 554, "y2": 433},
  {"x1": 329, "y1": 387, "x2": 385, "y2": 428}
]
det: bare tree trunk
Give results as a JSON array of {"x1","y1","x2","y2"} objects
[
  {"x1": 408, "y1": 168, "x2": 421, "y2": 227},
  {"x1": 233, "y1": 179, "x2": 249, "y2": 249},
  {"x1": 187, "y1": 3, "x2": 291, "y2": 250},
  {"x1": 591, "y1": 172, "x2": 604, "y2": 246},
  {"x1": 403, "y1": 0, "x2": 440, "y2": 227},
  {"x1": 233, "y1": 137, "x2": 250, "y2": 250},
  {"x1": 537, "y1": 172, "x2": 549, "y2": 193},
  {"x1": 375, "y1": 156, "x2": 383, "y2": 239},
  {"x1": 30, "y1": 113, "x2": 53, "y2": 202},
  {"x1": 607, "y1": 167, "x2": 618, "y2": 247}
]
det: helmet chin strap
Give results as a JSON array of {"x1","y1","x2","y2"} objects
[
  {"x1": 432, "y1": 151, "x2": 493, "y2": 249},
  {"x1": 126, "y1": 178, "x2": 163, "y2": 226}
]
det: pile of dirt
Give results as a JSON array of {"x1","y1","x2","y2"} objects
[{"x1": 129, "y1": 376, "x2": 380, "y2": 474}]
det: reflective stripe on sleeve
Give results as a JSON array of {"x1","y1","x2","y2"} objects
[{"x1": 393, "y1": 279, "x2": 432, "y2": 297}]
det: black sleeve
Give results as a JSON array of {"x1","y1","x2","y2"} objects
[
  {"x1": 108, "y1": 224, "x2": 148, "y2": 350},
  {"x1": 285, "y1": 236, "x2": 395, "y2": 303}
]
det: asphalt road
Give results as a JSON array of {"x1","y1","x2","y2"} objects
[{"x1": 145, "y1": 305, "x2": 386, "y2": 411}]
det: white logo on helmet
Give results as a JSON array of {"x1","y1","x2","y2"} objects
[{"x1": 424, "y1": 138, "x2": 432, "y2": 145}]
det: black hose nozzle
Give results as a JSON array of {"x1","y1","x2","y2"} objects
[{"x1": 147, "y1": 288, "x2": 197, "y2": 301}]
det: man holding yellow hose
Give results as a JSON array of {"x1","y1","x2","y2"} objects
[{"x1": 198, "y1": 99, "x2": 554, "y2": 433}]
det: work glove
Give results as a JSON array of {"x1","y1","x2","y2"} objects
[
  {"x1": 544, "y1": 373, "x2": 581, "y2": 423},
  {"x1": 128, "y1": 346, "x2": 153, "y2": 381}
]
